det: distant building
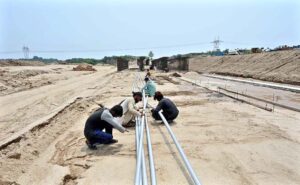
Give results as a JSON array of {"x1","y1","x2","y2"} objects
[
  {"x1": 151, "y1": 57, "x2": 168, "y2": 71},
  {"x1": 117, "y1": 57, "x2": 129, "y2": 71},
  {"x1": 151, "y1": 56, "x2": 189, "y2": 71},
  {"x1": 167, "y1": 56, "x2": 189, "y2": 71},
  {"x1": 251, "y1": 48, "x2": 263, "y2": 53}
]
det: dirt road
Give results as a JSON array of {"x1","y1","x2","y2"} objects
[{"x1": 0, "y1": 66, "x2": 300, "y2": 185}]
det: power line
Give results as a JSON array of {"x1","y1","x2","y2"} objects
[
  {"x1": 0, "y1": 40, "x2": 273, "y2": 55},
  {"x1": 224, "y1": 41, "x2": 256, "y2": 46},
  {"x1": 0, "y1": 42, "x2": 211, "y2": 54},
  {"x1": 22, "y1": 46, "x2": 29, "y2": 59},
  {"x1": 0, "y1": 51, "x2": 21, "y2": 54}
]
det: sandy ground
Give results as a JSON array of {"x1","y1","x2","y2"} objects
[
  {"x1": 0, "y1": 65, "x2": 94, "y2": 96},
  {"x1": 0, "y1": 65, "x2": 115, "y2": 145},
  {"x1": 0, "y1": 65, "x2": 300, "y2": 185}
]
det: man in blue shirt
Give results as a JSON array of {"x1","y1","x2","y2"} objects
[{"x1": 142, "y1": 77, "x2": 156, "y2": 97}]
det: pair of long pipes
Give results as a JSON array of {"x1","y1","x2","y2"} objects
[
  {"x1": 134, "y1": 73, "x2": 156, "y2": 185},
  {"x1": 158, "y1": 111, "x2": 202, "y2": 185},
  {"x1": 134, "y1": 72, "x2": 201, "y2": 185}
]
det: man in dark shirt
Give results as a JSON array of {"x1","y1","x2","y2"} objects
[
  {"x1": 151, "y1": 91, "x2": 179, "y2": 123},
  {"x1": 84, "y1": 105, "x2": 128, "y2": 150}
]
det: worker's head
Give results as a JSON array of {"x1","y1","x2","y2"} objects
[
  {"x1": 146, "y1": 69, "x2": 150, "y2": 72},
  {"x1": 154, "y1": 91, "x2": 163, "y2": 101},
  {"x1": 132, "y1": 91, "x2": 143, "y2": 103},
  {"x1": 144, "y1": 77, "x2": 149, "y2": 82},
  {"x1": 110, "y1": 105, "x2": 123, "y2": 117}
]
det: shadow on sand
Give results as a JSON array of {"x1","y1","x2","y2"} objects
[
  {"x1": 156, "y1": 122, "x2": 194, "y2": 185},
  {"x1": 81, "y1": 143, "x2": 124, "y2": 156}
]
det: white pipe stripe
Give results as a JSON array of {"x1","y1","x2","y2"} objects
[
  {"x1": 135, "y1": 114, "x2": 146, "y2": 184},
  {"x1": 136, "y1": 117, "x2": 142, "y2": 185},
  {"x1": 158, "y1": 111, "x2": 202, "y2": 185},
  {"x1": 141, "y1": 125, "x2": 148, "y2": 185},
  {"x1": 145, "y1": 115, "x2": 157, "y2": 185},
  {"x1": 134, "y1": 73, "x2": 156, "y2": 185}
]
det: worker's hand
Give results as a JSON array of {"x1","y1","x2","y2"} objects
[
  {"x1": 139, "y1": 109, "x2": 144, "y2": 114},
  {"x1": 146, "y1": 103, "x2": 152, "y2": 109}
]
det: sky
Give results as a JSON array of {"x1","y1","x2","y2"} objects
[{"x1": 0, "y1": 0, "x2": 299, "y2": 59}]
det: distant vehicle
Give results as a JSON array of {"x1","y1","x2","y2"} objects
[{"x1": 228, "y1": 50, "x2": 239, "y2": 55}]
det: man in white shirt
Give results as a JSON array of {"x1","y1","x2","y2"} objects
[
  {"x1": 84, "y1": 105, "x2": 128, "y2": 150},
  {"x1": 120, "y1": 92, "x2": 143, "y2": 127}
]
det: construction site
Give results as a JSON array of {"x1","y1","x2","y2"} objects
[
  {"x1": 1, "y1": 0, "x2": 300, "y2": 183},
  {"x1": 0, "y1": 48, "x2": 299, "y2": 185}
]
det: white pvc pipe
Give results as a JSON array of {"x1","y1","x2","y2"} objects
[
  {"x1": 135, "y1": 114, "x2": 146, "y2": 184},
  {"x1": 134, "y1": 78, "x2": 155, "y2": 185},
  {"x1": 135, "y1": 117, "x2": 142, "y2": 185},
  {"x1": 135, "y1": 117, "x2": 139, "y2": 157},
  {"x1": 142, "y1": 93, "x2": 157, "y2": 185},
  {"x1": 137, "y1": 116, "x2": 147, "y2": 185},
  {"x1": 158, "y1": 111, "x2": 202, "y2": 185},
  {"x1": 145, "y1": 114, "x2": 157, "y2": 185},
  {"x1": 137, "y1": 73, "x2": 145, "y2": 89},
  {"x1": 140, "y1": 121, "x2": 148, "y2": 185},
  {"x1": 133, "y1": 72, "x2": 138, "y2": 92},
  {"x1": 135, "y1": 91, "x2": 150, "y2": 185},
  {"x1": 137, "y1": 95, "x2": 147, "y2": 185},
  {"x1": 134, "y1": 75, "x2": 143, "y2": 185}
]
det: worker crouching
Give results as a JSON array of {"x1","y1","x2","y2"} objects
[
  {"x1": 84, "y1": 105, "x2": 128, "y2": 150},
  {"x1": 120, "y1": 92, "x2": 143, "y2": 127},
  {"x1": 142, "y1": 77, "x2": 156, "y2": 97},
  {"x1": 151, "y1": 91, "x2": 179, "y2": 123}
]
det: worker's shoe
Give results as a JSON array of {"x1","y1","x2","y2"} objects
[
  {"x1": 161, "y1": 120, "x2": 173, "y2": 124},
  {"x1": 167, "y1": 120, "x2": 174, "y2": 123},
  {"x1": 103, "y1": 139, "x2": 118, "y2": 145},
  {"x1": 85, "y1": 140, "x2": 97, "y2": 150}
]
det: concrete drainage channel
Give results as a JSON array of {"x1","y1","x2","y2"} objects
[
  {"x1": 179, "y1": 76, "x2": 300, "y2": 113},
  {"x1": 133, "y1": 72, "x2": 202, "y2": 185},
  {"x1": 202, "y1": 74, "x2": 300, "y2": 93}
]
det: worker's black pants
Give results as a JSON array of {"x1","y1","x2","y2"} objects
[
  {"x1": 152, "y1": 111, "x2": 178, "y2": 121},
  {"x1": 85, "y1": 122, "x2": 113, "y2": 145}
]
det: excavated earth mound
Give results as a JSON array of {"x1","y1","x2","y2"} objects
[
  {"x1": 72, "y1": 64, "x2": 96, "y2": 71},
  {"x1": 188, "y1": 50, "x2": 300, "y2": 85}
]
